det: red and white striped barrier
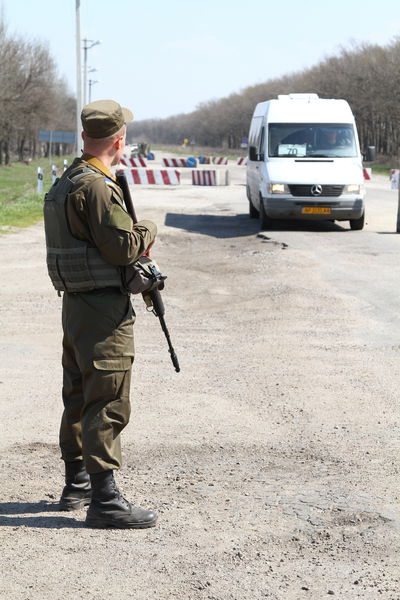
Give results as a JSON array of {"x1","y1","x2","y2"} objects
[
  {"x1": 124, "y1": 169, "x2": 181, "y2": 185},
  {"x1": 363, "y1": 167, "x2": 371, "y2": 180},
  {"x1": 162, "y1": 157, "x2": 188, "y2": 167},
  {"x1": 192, "y1": 169, "x2": 230, "y2": 186},
  {"x1": 120, "y1": 156, "x2": 147, "y2": 168},
  {"x1": 212, "y1": 157, "x2": 228, "y2": 165},
  {"x1": 236, "y1": 157, "x2": 248, "y2": 165},
  {"x1": 130, "y1": 156, "x2": 147, "y2": 167}
]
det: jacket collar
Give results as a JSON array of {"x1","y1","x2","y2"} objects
[{"x1": 81, "y1": 153, "x2": 116, "y2": 181}]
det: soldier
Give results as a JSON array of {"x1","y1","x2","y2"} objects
[{"x1": 43, "y1": 99, "x2": 157, "y2": 529}]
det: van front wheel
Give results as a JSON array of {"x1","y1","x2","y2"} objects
[
  {"x1": 260, "y1": 198, "x2": 273, "y2": 229},
  {"x1": 350, "y1": 212, "x2": 365, "y2": 231},
  {"x1": 249, "y1": 200, "x2": 259, "y2": 218}
]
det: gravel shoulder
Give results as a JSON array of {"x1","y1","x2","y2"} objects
[{"x1": 0, "y1": 160, "x2": 399, "y2": 599}]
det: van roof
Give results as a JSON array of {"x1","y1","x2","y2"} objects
[{"x1": 253, "y1": 94, "x2": 355, "y2": 124}]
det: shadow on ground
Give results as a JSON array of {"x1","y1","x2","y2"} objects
[
  {"x1": 165, "y1": 212, "x2": 348, "y2": 238},
  {"x1": 0, "y1": 501, "x2": 85, "y2": 528},
  {"x1": 164, "y1": 212, "x2": 259, "y2": 238},
  {"x1": 264, "y1": 219, "x2": 348, "y2": 233}
]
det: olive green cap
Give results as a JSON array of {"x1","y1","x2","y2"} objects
[{"x1": 81, "y1": 99, "x2": 133, "y2": 138}]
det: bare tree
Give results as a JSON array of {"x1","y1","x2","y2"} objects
[{"x1": 0, "y1": 20, "x2": 76, "y2": 164}]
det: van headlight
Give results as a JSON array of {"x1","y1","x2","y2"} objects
[
  {"x1": 344, "y1": 184, "x2": 363, "y2": 194},
  {"x1": 269, "y1": 183, "x2": 289, "y2": 194}
]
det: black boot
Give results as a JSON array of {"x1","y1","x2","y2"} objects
[
  {"x1": 85, "y1": 470, "x2": 157, "y2": 529},
  {"x1": 59, "y1": 460, "x2": 92, "y2": 511}
]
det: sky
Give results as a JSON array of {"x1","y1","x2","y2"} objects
[{"x1": 1, "y1": 0, "x2": 400, "y2": 121}]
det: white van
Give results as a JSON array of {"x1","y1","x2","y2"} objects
[{"x1": 246, "y1": 93, "x2": 365, "y2": 230}]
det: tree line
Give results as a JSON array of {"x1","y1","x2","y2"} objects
[
  {"x1": 129, "y1": 38, "x2": 400, "y2": 158},
  {"x1": 0, "y1": 21, "x2": 76, "y2": 165}
]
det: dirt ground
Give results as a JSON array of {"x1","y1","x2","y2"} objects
[{"x1": 0, "y1": 157, "x2": 399, "y2": 599}]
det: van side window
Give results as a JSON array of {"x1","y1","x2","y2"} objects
[
  {"x1": 249, "y1": 117, "x2": 263, "y2": 160},
  {"x1": 257, "y1": 126, "x2": 265, "y2": 158}
]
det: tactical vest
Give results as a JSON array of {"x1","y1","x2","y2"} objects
[{"x1": 44, "y1": 167, "x2": 123, "y2": 293}]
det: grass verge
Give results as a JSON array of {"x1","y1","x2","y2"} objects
[
  {"x1": 0, "y1": 156, "x2": 73, "y2": 231},
  {"x1": 368, "y1": 163, "x2": 395, "y2": 176}
]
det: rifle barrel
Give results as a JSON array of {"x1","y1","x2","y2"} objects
[{"x1": 159, "y1": 314, "x2": 180, "y2": 372}]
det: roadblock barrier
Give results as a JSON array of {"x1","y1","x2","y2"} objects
[
  {"x1": 192, "y1": 169, "x2": 230, "y2": 186},
  {"x1": 130, "y1": 156, "x2": 147, "y2": 167},
  {"x1": 123, "y1": 168, "x2": 181, "y2": 185},
  {"x1": 212, "y1": 157, "x2": 228, "y2": 165},
  {"x1": 236, "y1": 157, "x2": 248, "y2": 165},
  {"x1": 363, "y1": 167, "x2": 371, "y2": 180},
  {"x1": 198, "y1": 156, "x2": 211, "y2": 164},
  {"x1": 120, "y1": 156, "x2": 147, "y2": 168},
  {"x1": 162, "y1": 157, "x2": 197, "y2": 167}
]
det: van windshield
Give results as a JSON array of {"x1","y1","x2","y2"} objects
[{"x1": 268, "y1": 123, "x2": 358, "y2": 158}]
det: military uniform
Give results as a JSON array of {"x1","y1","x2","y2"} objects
[
  {"x1": 44, "y1": 99, "x2": 158, "y2": 528},
  {"x1": 45, "y1": 153, "x2": 156, "y2": 474}
]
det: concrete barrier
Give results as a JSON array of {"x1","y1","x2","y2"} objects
[
  {"x1": 192, "y1": 169, "x2": 230, "y2": 186},
  {"x1": 130, "y1": 156, "x2": 147, "y2": 167},
  {"x1": 162, "y1": 157, "x2": 196, "y2": 167},
  {"x1": 236, "y1": 157, "x2": 248, "y2": 165},
  {"x1": 212, "y1": 157, "x2": 228, "y2": 165},
  {"x1": 123, "y1": 168, "x2": 181, "y2": 185},
  {"x1": 120, "y1": 156, "x2": 147, "y2": 168}
]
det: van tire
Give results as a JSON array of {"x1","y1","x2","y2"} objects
[
  {"x1": 249, "y1": 200, "x2": 259, "y2": 218},
  {"x1": 260, "y1": 197, "x2": 273, "y2": 229},
  {"x1": 349, "y1": 212, "x2": 365, "y2": 230}
]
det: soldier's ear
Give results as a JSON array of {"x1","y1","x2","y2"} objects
[{"x1": 114, "y1": 135, "x2": 124, "y2": 150}]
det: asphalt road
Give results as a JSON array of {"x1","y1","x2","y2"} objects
[
  {"x1": 244, "y1": 174, "x2": 400, "y2": 347},
  {"x1": 0, "y1": 158, "x2": 399, "y2": 599}
]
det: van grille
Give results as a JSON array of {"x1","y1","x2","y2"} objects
[{"x1": 288, "y1": 185, "x2": 344, "y2": 197}]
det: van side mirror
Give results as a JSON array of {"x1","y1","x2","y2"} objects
[
  {"x1": 249, "y1": 146, "x2": 258, "y2": 161},
  {"x1": 365, "y1": 146, "x2": 376, "y2": 162},
  {"x1": 249, "y1": 146, "x2": 264, "y2": 161}
]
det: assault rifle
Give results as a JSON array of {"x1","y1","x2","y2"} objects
[{"x1": 116, "y1": 170, "x2": 180, "y2": 373}]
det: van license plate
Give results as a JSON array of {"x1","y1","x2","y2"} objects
[{"x1": 301, "y1": 207, "x2": 331, "y2": 215}]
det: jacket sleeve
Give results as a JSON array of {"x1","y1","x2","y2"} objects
[{"x1": 82, "y1": 176, "x2": 157, "y2": 266}]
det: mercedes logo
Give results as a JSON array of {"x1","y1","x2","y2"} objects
[{"x1": 311, "y1": 184, "x2": 323, "y2": 196}]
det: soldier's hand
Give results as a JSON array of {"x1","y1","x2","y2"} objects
[{"x1": 145, "y1": 241, "x2": 155, "y2": 256}]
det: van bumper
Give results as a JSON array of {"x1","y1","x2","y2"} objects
[{"x1": 263, "y1": 196, "x2": 364, "y2": 221}]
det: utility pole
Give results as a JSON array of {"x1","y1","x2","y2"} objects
[
  {"x1": 83, "y1": 39, "x2": 101, "y2": 106},
  {"x1": 396, "y1": 169, "x2": 400, "y2": 232},
  {"x1": 88, "y1": 80, "x2": 99, "y2": 103},
  {"x1": 75, "y1": 0, "x2": 82, "y2": 155}
]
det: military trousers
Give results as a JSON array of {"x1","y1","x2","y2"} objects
[{"x1": 60, "y1": 288, "x2": 135, "y2": 474}]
